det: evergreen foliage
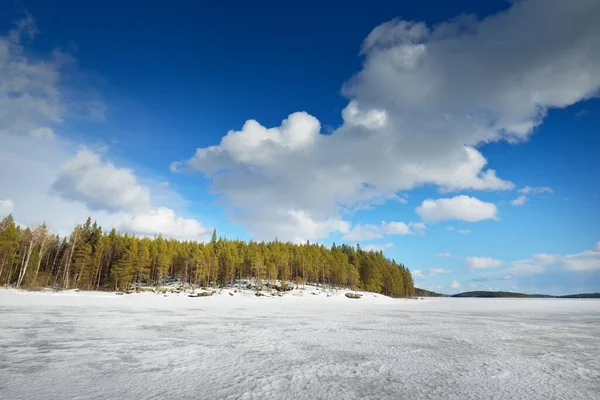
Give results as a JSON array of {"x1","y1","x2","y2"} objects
[
  {"x1": 451, "y1": 291, "x2": 600, "y2": 298},
  {"x1": 452, "y1": 291, "x2": 547, "y2": 298},
  {"x1": 0, "y1": 215, "x2": 415, "y2": 297},
  {"x1": 414, "y1": 288, "x2": 446, "y2": 297}
]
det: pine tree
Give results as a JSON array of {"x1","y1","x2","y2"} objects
[{"x1": 0, "y1": 216, "x2": 415, "y2": 296}]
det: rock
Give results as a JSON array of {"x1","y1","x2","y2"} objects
[{"x1": 345, "y1": 292, "x2": 362, "y2": 299}]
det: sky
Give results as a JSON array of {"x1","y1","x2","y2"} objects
[{"x1": 0, "y1": 0, "x2": 599, "y2": 295}]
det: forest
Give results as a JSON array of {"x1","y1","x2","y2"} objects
[
  {"x1": 0, "y1": 215, "x2": 415, "y2": 297},
  {"x1": 451, "y1": 291, "x2": 600, "y2": 298}
]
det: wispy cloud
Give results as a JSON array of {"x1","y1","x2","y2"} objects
[
  {"x1": 512, "y1": 186, "x2": 553, "y2": 206},
  {"x1": 466, "y1": 257, "x2": 503, "y2": 270},
  {"x1": 446, "y1": 227, "x2": 472, "y2": 234}
]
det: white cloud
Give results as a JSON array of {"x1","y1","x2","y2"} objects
[
  {"x1": 172, "y1": 0, "x2": 600, "y2": 239},
  {"x1": 450, "y1": 280, "x2": 461, "y2": 290},
  {"x1": 0, "y1": 16, "x2": 63, "y2": 139},
  {"x1": 503, "y1": 259, "x2": 549, "y2": 278},
  {"x1": 446, "y1": 227, "x2": 472, "y2": 234},
  {"x1": 510, "y1": 195, "x2": 527, "y2": 206},
  {"x1": 479, "y1": 243, "x2": 600, "y2": 280},
  {"x1": 0, "y1": 134, "x2": 209, "y2": 240},
  {"x1": 119, "y1": 207, "x2": 210, "y2": 241},
  {"x1": 363, "y1": 242, "x2": 395, "y2": 252},
  {"x1": 412, "y1": 269, "x2": 425, "y2": 278},
  {"x1": 416, "y1": 195, "x2": 497, "y2": 222},
  {"x1": 0, "y1": 134, "x2": 118, "y2": 236},
  {"x1": 466, "y1": 257, "x2": 503, "y2": 269},
  {"x1": 411, "y1": 267, "x2": 452, "y2": 278},
  {"x1": 0, "y1": 199, "x2": 15, "y2": 216},
  {"x1": 341, "y1": 100, "x2": 388, "y2": 129},
  {"x1": 51, "y1": 149, "x2": 151, "y2": 213},
  {"x1": 436, "y1": 252, "x2": 454, "y2": 258},
  {"x1": 563, "y1": 250, "x2": 600, "y2": 272},
  {"x1": 0, "y1": 17, "x2": 209, "y2": 242},
  {"x1": 31, "y1": 127, "x2": 55, "y2": 139},
  {"x1": 343, "y1": 221, "x2": 424, "y2": 241},
  {"x1": 512, "y1": 186, "x2": 553, "y2": 206},
  {"x1": 409, "y1": 222, "x2": 427, "y2": 233},
  {"x1": 428, "y1": 268, "x2": 451, "y2": 276},
  {"x1": 519, "y1": 186, "x2": 553, "y2": 195}
]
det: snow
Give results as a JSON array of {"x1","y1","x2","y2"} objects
[{"x1": 1, "y1": 289, "x2": 599, "y2": 400}]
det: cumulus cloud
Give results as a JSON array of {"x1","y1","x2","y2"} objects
[
  {"x1": 564, "y1": 252, "x2": 600, "y2": 271},
  {"x1": 119, "y1": 207, "x2": 210, "y2": 241},
  {"x1": 52, "y1": 149, "x2": 151, "y2": 213},
  {"x1": 0, "y1": 16, "x2": 63, "y2": 139},
  {"x1": 174, "y1": 0, "x2": 600, "y2": 239},
  {"x1": 416, "y1": 195, "x2": 497, "y2": 222},
  {"x1": 412, "y1": 269, "x2": 425, "y2": 278},
  {"x1": 510, "y1": 195, "x2": 527, "y2": 206},
  {"x1": 31, "y1": 127, "x2": 55, "y2": 139},
  {"x1": 0, "y1": 199, "x2": 15, "y2": 217},
  {"x1": 500, "y1": 243, "x2": 600, "y2": 279},
  {"x1": 512, "y1": 186, "x2": 553, "y2": 206},
  {"x1": 410, "y1": 267, "x2": 452, "y2": 278},
  {"x1": 450, "y1": 280, "x2": 461, "y2": 290},
  {"x1": 343, "y1": 221, "x2": 425, "y2": 241},
  {"x1": 0, "y1": 17, "x2": 209, "y2": 241},
  {"x1": 0, "y1": 133, "x2": 209, "y2": 241},
  {"x1": 363, "y1": 243, "x2": 395, "y2": 252},
  {"x1": 466, "y1": 257, "x2": 503, "y2": 269},
  {"x1": 341, "y1": 100, "x2": 388, "y2": 129},
  {"x1": 0, "y1": 18, "x2": 115, "y2": 234}
]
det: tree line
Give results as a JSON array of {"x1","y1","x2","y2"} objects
[{"x1": 0, "y1": 215, "x2": 415, "y2": 297}]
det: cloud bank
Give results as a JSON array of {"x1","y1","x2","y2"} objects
[{"x1": 175, "y1": 0, "x2": 600, "y2": 240}]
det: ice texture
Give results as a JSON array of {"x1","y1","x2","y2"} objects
[{"x1": 0, "y1": 289, "x2": 599, "y2": 400}]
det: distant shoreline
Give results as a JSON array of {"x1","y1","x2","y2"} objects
[{"x1": 416, "y1": 289, "x2": 600, "y2": 299}]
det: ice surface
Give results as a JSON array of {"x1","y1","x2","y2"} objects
[{"x1": 1, "y1": 289, "x2": 599, "y2": 400}]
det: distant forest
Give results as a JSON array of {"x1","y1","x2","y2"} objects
[
  {"x1": 0, "y1": 215, "x2": 415, "y2": 297},
  {"x1": 414, "y1": 288, "x2": 446, "y2": 297},
  {"x1": 452, "y1": 291, "x2": 600, "y2": 298}
]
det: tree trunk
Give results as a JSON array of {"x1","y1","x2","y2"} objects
[
  {"x1": 63, "y1": 230, "x2": 79, "y2": 289},
  {"x1": 90, "y1": 249, "x2": 103, "y2": 290},
  {"x1": 96, "y1": 259, "x2": 104, "y2": 291},
  {"x1": 47, "y1": 244, "x2": 61, "y2": 286},
  {"x1": 17, "y1": 239, "x2": 34, "y2": 288},
  {"x1": 34, "y1": 236, "x2": 48, "y2": 282}
]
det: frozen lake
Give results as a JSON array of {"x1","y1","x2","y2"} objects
[{"x1": 1, "y1": 289, "x2": 599, "y2": 400}]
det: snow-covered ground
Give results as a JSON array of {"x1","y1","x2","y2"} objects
[{"x1": 0, "y1": 289, "x2": 598, "y2": 400}]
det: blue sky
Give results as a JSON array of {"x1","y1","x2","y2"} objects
[{"x1": 0, "y1": 0, "x2": 599, "y2": 295}]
